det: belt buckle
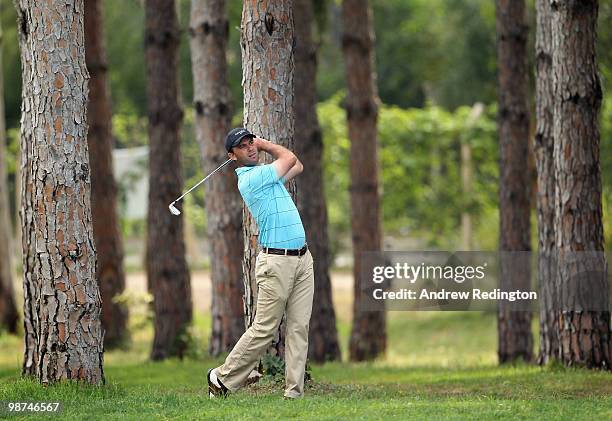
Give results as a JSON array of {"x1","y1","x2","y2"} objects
[{"x1": 284, "y1": 248, "x2": 288, "y2": 256}]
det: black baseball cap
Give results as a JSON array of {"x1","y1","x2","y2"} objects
[{"x1": 225, "y1": 127, "x2": 255, "y2": 152}]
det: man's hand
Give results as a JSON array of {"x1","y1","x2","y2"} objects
[{"x1": 253, "y1": 137, "x2": 270, "y2": 152}]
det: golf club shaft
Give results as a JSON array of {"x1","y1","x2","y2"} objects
[{"x1": 173, "y1": 158, "x2": 233, "y2": 204}]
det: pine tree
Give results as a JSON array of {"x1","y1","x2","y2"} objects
[
  {"x1": 241, "y1": 0, "x2": 295, "y2": 360},
  {"x1": 342, "y1": 0, "x2": 386, "y2": 361},
  {"x1": 294, "y1": 0, "x2": 341, "y2": 363},
  {"x1": 84, "y1": 0, "x2": 128, "y2": 349},
  {"x1": 551, "y1": 0, "x2": 611, "y2": 369},
  {"x1": 145, "y1": 0, "x2": 193, "y2": 360},
  {"x1": 189, "y1": 0, "x2": 245, "y2": 356},
  {"x1": 16, "y1": 0, "x2": 104, "y2": 384},
  {"x1": 496, "y1": 0, "x2": 533, "y2": 364}
]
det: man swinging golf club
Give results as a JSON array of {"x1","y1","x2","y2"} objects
[{"x1": 207, "y1": 127, "x2": 314, "y2": 400}]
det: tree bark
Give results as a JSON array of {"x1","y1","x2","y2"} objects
[
  {"x1": 551, "y1": 0, "x2": 611, "y2": 369},
  {"x1": 84, "y1": 0, "x2": 129, "y2": 349},
  {"x1": 189, "y1": 0, "x2": 245, "y2": 357},
  {"x1": 294, "y1": 0, "x2": 341, "y2": 363},
  {"x1": 535, "y1": 0, "x2": 558, "y2": 365},
  {"x1": 0, "y1": 15, "x2": 18, "y2": 334},
  {"x1": 15, "y1": 0, "x2": 105, "y2": 384},
  {"x1": 145, "y1": 0, "x2": 193, "y2": 360},
  {"x1": 496, "y1": 0, "x2": 533, "y2": 364},
  {"x1": 342, "y1": 0, "x2": 386, "y2": 362},
  {"x1": 16, "y1": 5, "x2": 37, "y2": 376},
  {"x1": 241, "y1": 0, "x2": 295, "y2": 360}
]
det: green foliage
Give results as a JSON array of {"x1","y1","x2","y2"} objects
[
  {"x1": 260, "y1": 353, "x2": 285, "y2": 380},
  {"x1": 317, "y1": 94, "x2": 350, "y2": 259},
  {"x1": 420, "y1": 0, "x2": 497, "y2": 109},
  {"x1": 258, "y1": 354, "x2": 313, "y2": 386},
  {"x1": 128, "y1": 290, "x2": 154, "y2": 329},
  {"x1": 180, "y1": 321, "x2": 208, "y2": 361},
  {"x1": 103, "y1": 0, "x2": 147, "y2": 118},
  {"x1": 120, "y1": 218, "x2": 146, "y2": 239},
  {"x1": 1, "y1": 0, "x2": 21, "y2": 128},
  {"x1": 316, "y1": 0, "x2": 498, "y2": 108},
  {"x1": 1, "y1": 0, "x2": 611, "y2": 258},
  {"x1": 112, "y1": 113, "x2": 148, "y2": 149},
  {"x1": 1, "y1": 0, "x2": 611, "y2": 120},
  {"x1": 319, "y1": 94, "x2": 499, "y2": 250}
]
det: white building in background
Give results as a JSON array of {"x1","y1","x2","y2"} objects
[
  {"x1": 111, "y1": 145, "x2": 205, "y2": 267},
  {"x1": 112, "y1": 146, "x2": 148, "y2": 219}
]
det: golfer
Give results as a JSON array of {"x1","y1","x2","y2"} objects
[{"x1": 207, "y1": 127, "x2": 314, "y2": 400}]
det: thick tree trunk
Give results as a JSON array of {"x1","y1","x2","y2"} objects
[
  {"x1": 84, "y1": 0, "x2": 129, "y2": 349},
  {"x1": 496, "y1": 0, "x2": 533, "y2": 364},
  {"x1": 145, "y1": 0, "x2": 193, "y2": 360},
  {"x1": 189, "y1": 0, "x2": 245, "y2": 357},
  {"x1": 342, "y1": 0, "x2": 386, "y2": 362},
  {"x1": 241, "y1": 0, "x2": 295, "y2": 360},
  {"x1": 0, "y1": 17, "x2": 18, "y2": 334},
  {"x1": 551, "y1": 0, "x2": 611, "y2": 369},
  {"x1": 15, "y1": 0, "x2": 104, "y2": 384},
  {"x1": 17, "y1": 7, "x2": 37, "y2": 376},
  {"x1": 294, "y1": 0, "x2": 341, "y2": 363},
  {"x1": 535, "y1": 0, "x2": 558, "y2": 365}
]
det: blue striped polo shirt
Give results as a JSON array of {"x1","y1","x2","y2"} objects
[{"x1": 235, "y1": 164, "x2": 306, "y2": 249}]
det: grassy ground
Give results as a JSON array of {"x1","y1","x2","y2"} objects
[{"x1": 1, "y1": 291, "x2": 611, "y2": 419}]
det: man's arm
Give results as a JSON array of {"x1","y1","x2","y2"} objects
[
  {"x1": 254, "y1": 137, "x2": 298, "y2": 179},
  {"x1": 280, "y1": 159, "x2": 304, "y2": 183}
]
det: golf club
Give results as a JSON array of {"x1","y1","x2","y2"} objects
[{"x1": 168, "y1": 158, "x2": 233, "y2": 215}]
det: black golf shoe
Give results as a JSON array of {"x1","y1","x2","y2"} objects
[{"x1": 207, "y1": 368, "x2": 229, "y2": 398}]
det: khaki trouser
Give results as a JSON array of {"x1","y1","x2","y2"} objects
[{"x1": 216, "y1": 249, "x2": 314, "y2": 398}]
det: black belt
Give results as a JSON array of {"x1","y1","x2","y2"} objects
[{"x1": 263, "y1": 244, "x2": 308, "y2": 256}]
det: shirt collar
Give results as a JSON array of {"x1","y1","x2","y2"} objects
[{"x1": 235, "y1": 165, "x2": 257, "y2": 176}]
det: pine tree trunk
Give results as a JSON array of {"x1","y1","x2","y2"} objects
[
  {"x1": 294, "y1": 0, "x2": 341, "y2": 363},
  {"x1": 0, "y1": 16, "x2": 18, "y2": 334},
  {"x1": 551, "y1": 0, "x2": 611, "y2": 369},
  {"x1": 342, "y1": 0, "x2": 386, "y2": 362},
  {"x1": 84, "y1": 0, "x2": 128, "y2": 349},
  {"x1": 241, "y1": 0, "x2": 295, "y2": 360},
  {"x1": 535, "y1": 0, "x2": 559, "y2": 365},
  {"x1": 145, "y1": 0, "x2": 193, "y2": 360},
  {"x1": 15, "y1": 0, "x2": 104, "y2": 384},
  {"x1": 189, "y1": 0, "x2": 245, "y2": 357},
  {"x1": 496, "y1": 0, "x2": 533, "y2": 364},
  {"x1": 17, "y1": 7, "x2": 38, "y2": 375}
]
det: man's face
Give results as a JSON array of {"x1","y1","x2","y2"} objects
[{"x1": 228, "y1": 136, "x2": 258, "y2": 166}]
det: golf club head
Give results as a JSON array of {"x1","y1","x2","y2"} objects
[{"x1": 168, "y1": 202, "x2": 181, "y2": 216}]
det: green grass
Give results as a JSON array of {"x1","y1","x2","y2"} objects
[{"x1": 1, "y1": 306, "x2": 611, "y2": 420}]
